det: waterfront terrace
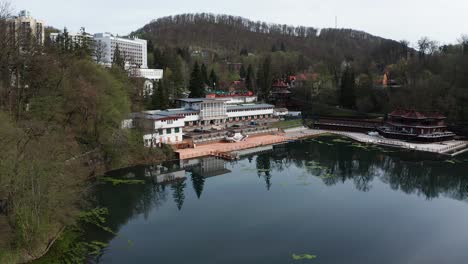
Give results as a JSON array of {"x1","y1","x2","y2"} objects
[{"x1": 122, "y1": 97, "x2": 278, "y2": 147}]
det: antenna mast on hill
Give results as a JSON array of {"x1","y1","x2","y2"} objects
[{"x1": 335, "y1": 16, "x2": 338, "y2": 29}]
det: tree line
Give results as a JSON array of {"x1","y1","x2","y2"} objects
[
  {"x1": 134, "y1": 13, "x2": 408, "y2": 73},
  {"x1": 0, "y1": 4, "x2": 172, "y2": 262}
]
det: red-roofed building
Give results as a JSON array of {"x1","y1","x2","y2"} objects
[{"x1": 378, "y1": 109, "x2": 455, "y2": 142}]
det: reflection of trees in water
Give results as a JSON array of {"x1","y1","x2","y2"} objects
[
  {"x1": 86, "y1": 141, "x2": 468, "y2": 262},
  {"x1": 191, "y1": 172, "x2": 205, "y2": 199},
  {"x1": 90, "y1": 163, "x2": 177, "y2": 243},
  {"x1": 171, "y1": 180, "x2": 186, "y2": 210},
  {"x1": 255, "y1": 139, "x2": 468, "y2": 201},
  {"x1": 256, "y1": 153, "x2": 272, "y2": 190}
]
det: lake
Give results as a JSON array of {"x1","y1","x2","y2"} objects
[{"x1": 88, "y1": 136, "x2": 468, "y2": 264}]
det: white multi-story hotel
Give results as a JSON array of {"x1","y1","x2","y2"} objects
[
  {"x1": 124, "y1": 97, "x2": 276, "y2": 147},
  {"x1": 93, "y1": 32, "x2": 148, "y2": 69},
  {"x1": 8, "y1": 10, "x2": 45, "y2": 46},
  {"x1": 50, "y1": 31, "x2": 163, "y2": 93},
  {"x1": 49, "y1": 31, "x2": 94, "y2": 46}
]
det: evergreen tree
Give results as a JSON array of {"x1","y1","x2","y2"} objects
[
  {"x1": 271, "y1": 44, "x2": 278, "y2": 52},
  {"x1": 339, "y1": 66, "x2": 357, "y2": 109},
  {"x1": 75, "y1": 27, "x2": 93, "y2": 58},
  {"x1": 147, "y1": 39, "x2": 154, "y2": 53},
  {"x1": 209, "y1": 69, "x2": 219, "y2": 89},
  {"x1": 161, "y1": 80, "x2": 170, "y2": 109},
  {"x1": 112, "y1": 44, "x2": 126, "y2": 69},
  {"x1": 151, "y1": 80, "x2": 163, "y2": 109},
  {"x1": 297, "y1": 54, "x2": 307, "y2": 71},
  {"x1": 200, "y1": 63, "x2": 209, "y2": 85},
  {"x1": 257, "y1": 57, "x2": 273, "y2": 101},
  {"x1": 239, "y1": 64, "x2": 246, "y2": 79},
  {"x1": 280, "y1": 42, "x2": 286, "y2": 52},
  {"x1": 240, "y1": 47, "x2": 248, "y2": 56},
  {"x1": 189, "y1": 62, "x2": 204, "y2": 98},
  {"x1": 245, "y1": 64, "x2": 254, "y2": 90},
  {"x1": 153, "y1": 47, "x2": 163, "y2": 69}
]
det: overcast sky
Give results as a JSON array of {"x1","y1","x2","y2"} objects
[{"x1": 11, "y1": 0, "x2": 468, "y2": 45}]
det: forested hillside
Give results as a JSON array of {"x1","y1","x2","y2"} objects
[
  {"x1": 134, "y1": 13, "x2": 409, "y2": 69},
  {"x1": 135, "y1": 14, "x2": 468, "y2": 125}
]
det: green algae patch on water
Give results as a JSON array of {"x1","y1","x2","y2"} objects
[
  {"x1": 332, "y1": 138, "x2": 352, "y2": 144},
  {"x1": 292, "y1": 253, "x2": 317, "y2": 260},
  {"x1": 100, "y1": 177, "x2": 145, "y2": 186},
  {"x1": 350, "y1": 143, "x2": 372, "y2": 151},
  {"x1": 306, "y1": 165, "x2": 327, "y2": 170},
  {"x1": 320, "y1": 173, "x2": 335, "y2": 179}
]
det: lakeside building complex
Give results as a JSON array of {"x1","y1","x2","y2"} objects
[{"x1": 124, "y1": 96, "x2": 277, "y2": 147}]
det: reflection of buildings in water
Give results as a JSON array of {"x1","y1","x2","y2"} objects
[
  {"x1": 233, "y1": 145, "x2": 274, "y2": 157},
  {"x1": 144, "y1": 165, "x2": 186, "y2": 184},
  {"x1": 179, "y1": 145, "x2": 278, "y2": 178},
  {"x1": 181, "y1": 157, "x2": 231, "y2": 178}
]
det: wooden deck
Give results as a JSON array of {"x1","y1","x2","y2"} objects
[{"x1": 176, "y1": 134, "x2": 288, "y2": 160}]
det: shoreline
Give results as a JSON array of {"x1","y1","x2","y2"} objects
[{"x1": 176, "y1": 127, "x2": 468, "y2": 160}]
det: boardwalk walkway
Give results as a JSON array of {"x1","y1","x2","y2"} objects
[
  {"x1": 285, "y1": 127, "x2": 468, "y2": 156},
  {"x1": 176, "y1": 127, "x2": 468, "y2": 160}
]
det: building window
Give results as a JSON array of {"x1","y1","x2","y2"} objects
[
  {"x1": 158, "y1": 129, "x2": 163, "y2": 134},
  {"x1": 167, "y1": 119, "x2": 173, "y2": 125},
  {"x1": 175, "y1": 128, "x2": 180, "y2": 133},
  {"x1": 166, "y1": 128, "x2": 172, "y2": 134}
]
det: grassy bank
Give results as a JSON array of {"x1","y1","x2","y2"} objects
[{"x1": 270, "y1": 119, "x2": 304, "y2": 129}]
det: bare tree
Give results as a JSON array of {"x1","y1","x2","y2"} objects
[
  {"x1": 417, "y1": 37, "x2": 439, "y2": 57},
  {"x1": 0, "y1": 1, "x2": 14, "y2": 112},
  {"x1": 457, "y1": 34, "x2": 468, "y2": 55}
]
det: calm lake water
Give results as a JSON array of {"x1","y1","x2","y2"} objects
[{"x1": 88, "y1": 136, "x2": 468, "y2": 264}]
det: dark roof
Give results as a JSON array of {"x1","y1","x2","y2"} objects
[
  {"x1": 177, "y1": 98, "x2": 228, "y2": 103},
  {"x1": 226, "y1": 104, "x2": 274, "y2": 111},
  {"x1": 389, "y1": 109, "x2": 446, "y2": 120},
  {"x1": 136, "y1": 111, "x2": 182, "y2": 121}
]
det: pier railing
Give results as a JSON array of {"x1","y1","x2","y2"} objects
[{"x1": 307, "y1": 130, "x2": 468, "y2": 155}]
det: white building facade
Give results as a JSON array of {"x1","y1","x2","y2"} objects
[
  {"x1": 8, "y1": 10, "x2": 45, "y2": 46},
  {"x1": 93, "y1": 33, "x2": 148, "y2": 69},
  {"x1": 133, "y1": 112, "x2": 184, "y2": 146},
  {"x1": 49, "y1": 31, "x2": 94, "y2": 46},
  {"x1": 125, "y1": 97, "x2": 276, "y2": 147}
]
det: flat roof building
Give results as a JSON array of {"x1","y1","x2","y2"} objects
[
  {"x1": 8, "y1": 10, "x2": 45, "y2": 46},
  {"x1": 123, "y1": 97, "x2": 278, "y2": 147},
  {"x1": 93, "y1": 33, "x2": 148, "y2": 69}
]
